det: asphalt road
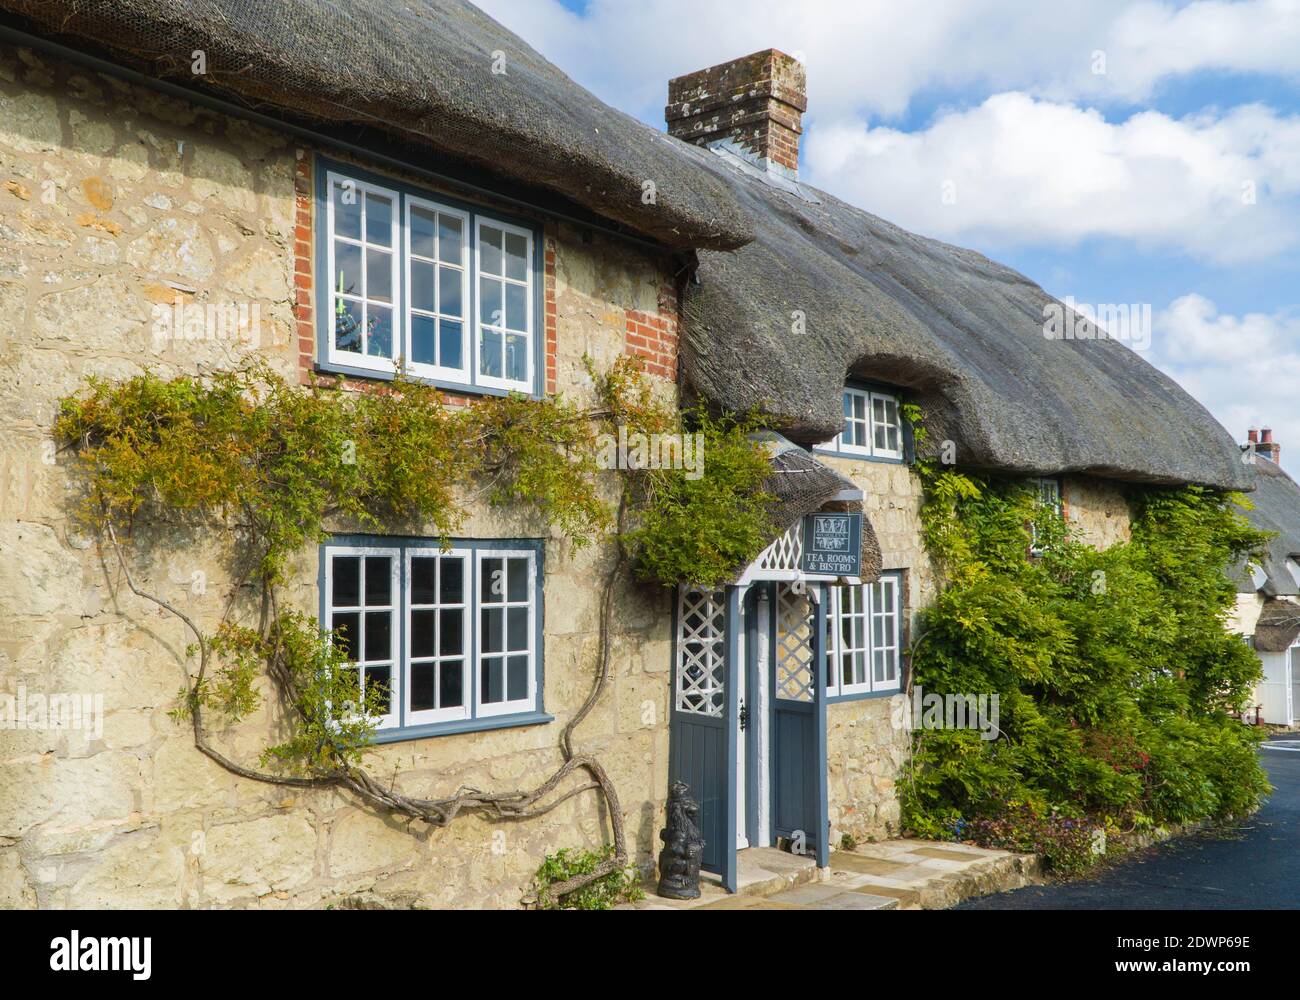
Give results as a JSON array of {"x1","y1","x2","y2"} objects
[{"x1": 958, "y1": 737, "x2": 1300, "y2": 909}]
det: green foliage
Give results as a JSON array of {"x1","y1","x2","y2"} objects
[
  {"x1": 531, "y1": 845, "x2": 645, "y2": 910},
  {"x1": 903, "y1": 469, "x2": 1273, "y2": 872}
]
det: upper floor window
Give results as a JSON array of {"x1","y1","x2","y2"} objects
[
  {"x1": 819, "y1": 386, "x2": 904, "y2": 461},
  {"x1": 1029, "y1": 477, "x2": 1063, "y2": 555},
  {"x1": 320, "y1": 162, "x2": 539, "y2": 395},
  {"x1": 323, "y1": 537, "x2": 545, "y2": 741},
  {"x1": 825, "y1": 572, "x2": 903, "y2": 698}
]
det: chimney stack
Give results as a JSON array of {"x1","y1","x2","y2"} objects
[
  {"x1": 666, "y1": 49, "x2": 807, "y2": 178},
  {"x1": 1260, "y1": 428, "x2": 1281, "y2": 465}
]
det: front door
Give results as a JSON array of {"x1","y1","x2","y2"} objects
[
  {"x1": 770, "y1": 583, "x2": 829, "y2": 866},
  {"x1": 669, "y1": 586, "x2": 738, "y2": 890}
]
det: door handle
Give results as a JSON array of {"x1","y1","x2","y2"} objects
[{"x1": 739, "y1": 700, "x2": 750, "y2": 732}]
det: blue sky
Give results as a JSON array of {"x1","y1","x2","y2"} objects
[{"x1": 482, "y1": 0, "x2": 1300, "y2": 451}]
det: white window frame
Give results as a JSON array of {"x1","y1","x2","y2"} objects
[
  {"x1": 1029, "y1": 477, "x2": 1063, "y2": 555},
  {"x1": 324, "y1": 545, "x2": 401, "y2": 731},
  {"x1": 821, "y1": 386, "x2": 904, "y2": 460},
  {"x1": 325, "y1": 171, "x2": 401, "y2": 375},
  {"x1": 473, "y1": 217, "x2": 535, "y2": 394},
  {"x1": 825, "y1": 572, "x2": 903, "y2": 698},
  {"x1": 474, "y1": 548, "x2": 538, "y2": 718},
  {"x1": 404, "y1": 547, "x2": 472, "y2": 727},
  {"x1": 403, "y1": 197, "x2": 472, "y2": 385}
]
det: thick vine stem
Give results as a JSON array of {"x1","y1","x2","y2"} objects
[{"x1": 102, "y1": 489, "x2": 635, "y2": 906}]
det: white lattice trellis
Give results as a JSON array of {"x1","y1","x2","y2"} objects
[
  {"x1": 775, "y1": 584, "x2": 814, "y2": 702},
  {"x1": 675, "y1": 587, "x2": 726, "y2": 716},
  {"x1": 758, "y1": 522, "x2": 803, "y2": 573}
]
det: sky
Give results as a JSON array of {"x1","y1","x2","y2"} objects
[{"x1": 477, "y1": 0, "x2": 1300, "y2": 455}]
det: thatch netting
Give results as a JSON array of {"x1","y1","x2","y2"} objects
[
  {"x1": 1253, "y1": 597, "x2": 1300, "y2": 653},
  {"x1": 682, "y1": 152, "x2": 1250, "y2": 491},
  {"x1": 1234, "y1": 457, "x2": 1300, "y2": 597},
  {"x1": 0, "y1": 0, "x2": 753, "y2": 251}
]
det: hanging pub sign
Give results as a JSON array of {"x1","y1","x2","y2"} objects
[{"x1": 801, "y1": 512, "x2": 863, "y2": 577}]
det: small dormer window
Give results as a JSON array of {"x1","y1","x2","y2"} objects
[{"x1": 819, "y1": 385, "x2": 904, "y2": 462}]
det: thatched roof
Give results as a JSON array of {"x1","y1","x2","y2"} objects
[
  {"x1": 1235, "y1": 457, "x2": 1300, "y2": 597},
  {"x1": 682, "y1": 151, "x2": 1251, "y2": 491},
  {"x1": 755, "y1": 433, "x2": 882, "y2": 582},
  {"x1": 0, "y1": 0, "x2": 752, "y2": 251},
  {"x1": 1252, "y1": 597, "x2": 1300, "y2": 652}
]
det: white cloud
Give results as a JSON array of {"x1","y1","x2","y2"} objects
[
  {"x1": 1152, "y1": 294, "x2": 1300, "y2": 451},
  {"x1": 477, "y1": 0, "x2": 1300, "y2": 121},
  {"x1": 803, "y1": 95, "x2": 1300, "y2": 263}
]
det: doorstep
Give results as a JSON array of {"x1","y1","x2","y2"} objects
[{"x1": 621, "y1": 839, "x2": 1041, "y2": 911}]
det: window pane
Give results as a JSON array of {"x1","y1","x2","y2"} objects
[
  {"x1": 334, "y1": 240, "x2": 361, "y2": 297},
  {"x1": 440, "y1": 661, "x2": 463, "y2": 708},
  {"x1": 507, "y1": 607, "x2": 528, "y2": 651},
  {"x1": 440, "y1": 266, "x2": 462, "y2": 317},
  {"x1": 507, "y1": 558, "x2": 529, "y2": 601},
  {"x1": 481, "y1": 558, "x2": 503, "y2": 602},
  {"x1": 873, "y1": 648, "x2": 887, "y2": 684},
  {"x1": 505, "y1": 335, "x2": 528, "y2": 383},
  {"x1": 410, "y1": 662, "x2": 435, "y2": 712},
  {"x1": 441, "y1": 557, "x2": 464, "y2": 604},
  {"x1": 440, "y1": 609, "x2": 463, "y2": 655},
  {"x1": 504, "y1": 232, "x2": 528, "y2": 281},
  {"x1": 479, "y1": 276, "x2": 502, "y2": 327},
  {"x1": 481, "y1": 608, "x2": 504, "y2": 653},
  {"x1": 480, "y1": 226, "x2": 503, "y2": 275},
  {"x1": 505, "y1": 282, "x2": 528, "y2": 332},
  {"x1": 364, "y1": 610, "x2": 391, "y2": 661},
  {"x1": 332, "y1": 556, "x2": 360, "y2": 607},
  {"x1": 410, "y1": 205, "x2": 437, "y2": 258},
  {"x1": 411, "y1": 557, "x2": 437, "y2": 604},
  {"x1": 365, "y1": 557, "x2": 392, "y2": 605},
  {"x1": 842, "y1": 393, "x2": 853, "y2": 419},
  {"x1": 365, "y1": 665, "x2": 391, "y2": 713},
  {"x1": 507, "y1": 656, "x2": 528, "y2": 701},
  {"x1": 440, "y1": 321, "x2": 463, "y2": 371},
  {"x1": 366, "y1": 306, "x2": 393, "y2": 358},
  {"x1": 481, "y1": 657, "x2": 504, "y2": 703},
  {"x1": 410, "y1": 609, "x2": 436, "y2": 658},
  {"x1": 410, "y1": 260, "x2": 436, "y2": 313},
  {"x1": 411, "y1": 314, "x2": 436, "y2": 366},
  {"x1": 332, "y1": 182, "x2": 361, "y2": 240},
  {"x1": 365, "y1": 193, "x2": 392, "y2": 246},
  {"x1": 334, "y1": 298, "x2": 362, "y2": 353},
  {"x1": 366, "y1": 248, "x2": 392, "y2": 303},
  {"x1": 480, "y1": 327, "x2": 503, "y2": 378},
  {"x1": 440, "y1": 216, "x2": 463, "y2": 263},
  {"x1": 332, "y1": 612, "x2": 360, "y2": 660},
  {"x1": 854, "y1": 393, "x2": 866, "y2": 421}
]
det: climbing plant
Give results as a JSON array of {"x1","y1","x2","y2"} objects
[
  {"x1": 55, "y1": 356, "x2": 774, "y2": 903},
  {"x1": 902, "y1": 458, "x2": 1273, "y2": 872}
]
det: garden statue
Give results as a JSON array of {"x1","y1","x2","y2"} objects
[{"x1": 657, "y1": 780, "x2": 705, "y2": 899}]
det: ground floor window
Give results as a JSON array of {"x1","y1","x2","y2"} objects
[
  {"x1": 322, "y1": 537, "x2": 545, "y2": 740},
  {"x1": 825, "y1": 571, "x2": 903, "y2": 698}
]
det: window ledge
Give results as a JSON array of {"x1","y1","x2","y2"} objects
[
  {"x1": 314, "y1": 361, "x2": 538, "y2": 400},
  {"x1": 826, "y1": 687, "x2": 902, "y2": 705},
  {"x1": 812, "y1": 446, "x2": 907, "y2": 465},
  {"x1": 369, "y1": 710, "x2": 554, "y2": 745}
]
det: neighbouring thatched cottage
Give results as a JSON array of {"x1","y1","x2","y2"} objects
[
  {"x1": 0, "y1": 2, "x2": 1251, "y2": 908},
  {"x1": 1228, "y1": 432, "x2": 1300, "y2": 726}
]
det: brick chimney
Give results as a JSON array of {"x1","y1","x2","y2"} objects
[
  {"x1": 666, "y1": 49, "x2": 807, "y2": 179},
  {"x1": 1260, "y1": 427, "x2": 1281, "y2": 465}
]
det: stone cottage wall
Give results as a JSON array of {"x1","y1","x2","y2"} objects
[{"x1": 0, "y1": 42, "x2": 681, "y2": 909}]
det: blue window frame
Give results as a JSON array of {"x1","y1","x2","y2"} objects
[
  {"x1": 319, "y1": 536, "x2": 550, "y2": 742},
  {"x1": 816, "y1": 383, "x2": 907, "y2": 463},
  {"x1": 314, "y1": 157, "x2": 544, "y2": 398}
]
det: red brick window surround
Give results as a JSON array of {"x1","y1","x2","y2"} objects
[
  {"x1": 293, "y1": 150, "x2": 558, "y2": 400},
  {"x1": 623, "y1": 280, "x2": 680, "y2": 381}
]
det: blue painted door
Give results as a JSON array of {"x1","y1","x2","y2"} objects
[
  {"x1": 770, "y1": 584, "x2": 829, "y2": 866},
  {"x1": 669, "y1": 586, "x2": 738, "y2": 889}
]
